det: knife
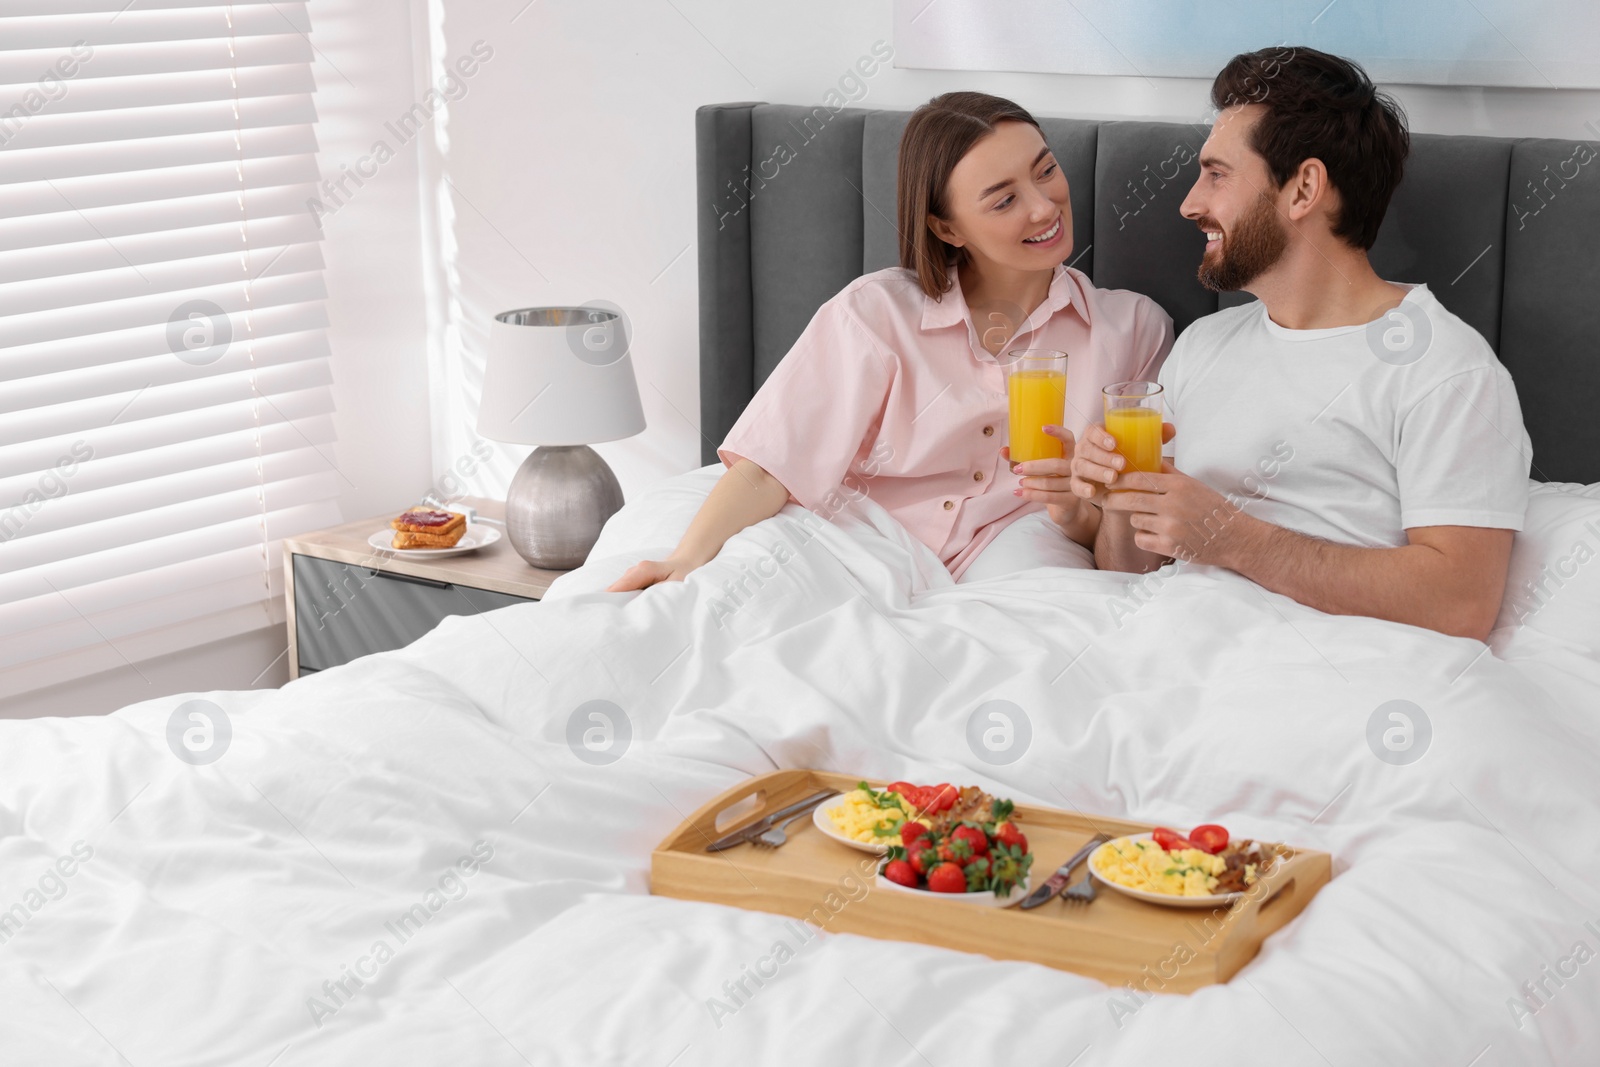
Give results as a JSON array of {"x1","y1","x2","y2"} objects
[
  {"x1": 704, "y1": 789, "x2": 840, "y2": 852},
  {"x1": 418, "y1": 494, "x2": 506, "y2": 527},
  {"x1": 1019, "y1": 833, "x2": 1110, "y2": 910}
]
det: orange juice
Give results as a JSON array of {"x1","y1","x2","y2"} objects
[
  {"x1": 1104, "y1": 406, "x2": 1163, "y2": 474},
  {"x1": 1007, "y1": 369, "x2": 1067, "y2": 462}
]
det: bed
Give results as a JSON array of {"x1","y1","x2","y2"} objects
[{"x1": 2, "y1": 105, "x2": 1598, "y2": 1065}]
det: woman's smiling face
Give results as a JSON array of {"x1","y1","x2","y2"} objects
[{"x1": 928, "y1": 120, "x2": 1072, "y2": 276}]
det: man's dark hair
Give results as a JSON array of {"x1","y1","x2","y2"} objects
[{"x1": 1211, "y1": 46, "x2": 1409, "y2": 250}]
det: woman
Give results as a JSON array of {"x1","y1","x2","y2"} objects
[{"x1": 608, "y1": 92, "x2": 1172, "y2": 592}]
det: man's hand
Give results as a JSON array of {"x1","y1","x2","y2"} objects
[
  {"x1": 1069, "y1": 428, "x2": 1511, "y2": 641},
  {"x1": 1090, "y1": 444, "x2": 1513, "y2": 639},
  {"x1": 1068, "y1": 421, "x2": 1178, "y2": 504},
  {"x1": 1098, "y1": 468, "x2": 1250, "y2": 566},
  {"x1": 1005, "y1": 426, "x2": 1098, "y2": 546},
  {"x1": 1072, "y1": 421, "x2": 1180, "y2": 572}
]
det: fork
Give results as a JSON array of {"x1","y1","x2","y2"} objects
[
  {"x1": 752, "y1": 809, "x2": 812, "y2": 849},
  {"x1": 1061, "y1": 870, "x2": 1099, "y2": 906}
]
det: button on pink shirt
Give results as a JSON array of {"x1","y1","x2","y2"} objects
[{"x1": 718, "y1": 264, "x2": 1173, "y2": 579}]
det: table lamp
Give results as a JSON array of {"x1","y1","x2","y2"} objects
[{"x1": 476, "y1": 306, "x2": 646, "y2": 569}]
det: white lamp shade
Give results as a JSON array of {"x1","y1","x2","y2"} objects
[{"x1": 476, "y1": 307, "x2": 647, "y2": 445}]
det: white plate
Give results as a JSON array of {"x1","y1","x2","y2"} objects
[
  {"x1": 873, "y1": 870, "x2": 1030, "y2": 908},
  {"x1": 812, "y1": 801, "x2": 895, "y2": 854},
  {"x1": 1088, "y1": 833, "x2": 1257, "y2": 909},
  {"x1": 366, "y1": 523, "x2": 500, "y2": 558}
]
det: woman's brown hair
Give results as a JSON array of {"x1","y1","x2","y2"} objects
[{"x1": 897, "y1": 92, "x2": 1043, "y2": 299}]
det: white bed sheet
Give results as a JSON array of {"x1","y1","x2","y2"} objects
[{"x1": 3, "y1": 465, "x2": 1598, "y2": 1065}]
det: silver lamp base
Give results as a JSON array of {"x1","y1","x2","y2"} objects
[{"x1": 504, "y1": 445, "x2": 624, "y2": 570}]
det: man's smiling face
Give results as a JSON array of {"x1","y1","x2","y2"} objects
[{"x1": 1180, "y1": 105, "x2": 1290, "y2": 293}]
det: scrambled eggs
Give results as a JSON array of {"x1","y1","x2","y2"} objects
[
  {"x1": 1091, "y1": 838, "x2": 1256, "y2": 897},
  {"x1": 825, "y1": 789, "x2": 911, "y2": 844}
]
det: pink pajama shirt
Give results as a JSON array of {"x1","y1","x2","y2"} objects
[{"x1": 719, "y1": 264, "x2": 1173, "y2": 579}]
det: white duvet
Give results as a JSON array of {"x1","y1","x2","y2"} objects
[{"x1": 3, "y1": 466, "x2": 1599, "y2": 1065}]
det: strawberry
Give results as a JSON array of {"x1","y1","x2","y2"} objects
[
  {"x1": 926, "y1": 862, "x2": 967, "y2": 893},
  {"x1": 964, "y1": 857, "x2": 992, "y2": 892},
  {"x1": 909, "y1": 845, "x2": 937, "y2": 877},
  {"x1": 900, "y1": 821, "x2": 928, "y2": 847},
  {"x1": 993, "y1": 820, "x2": 1027, "y2": 852},
  {"x1": 986, "y1": 841, "x2": 1036, "y2": 897},
  {"x1": 938, "y1": 836, "x2": 975, "y2": 867},
  {"x1": 883, "y1": 859, "x2": 918, "y2": 888},
  {"x1": 950, "y1": 825, "x2": 989, "y2": 859}
]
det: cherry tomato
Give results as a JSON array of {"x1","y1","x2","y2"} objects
[
  {"x1": 1151, "y1": 826, "x2": 1195, "y2": 852},
  {"x1": 1189, "y1": 824, "x2": 1229, "y2": 855},
  {"x1": 928, "y1": 783, "x2": 959, "y2": 813},
  {"x1": 886, "y1": 781, "x2": 917, "y2": 800}
]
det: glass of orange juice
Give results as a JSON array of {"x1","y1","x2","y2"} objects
[
  {"x1": 1004, "y1": 350, "x2": 1067, "y2": 463},
  {"x1": 1102, "y1": 381, "x2": 1164, "y2": 489}
]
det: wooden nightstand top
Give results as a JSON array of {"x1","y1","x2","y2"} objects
[{"x1": 282, "y1": 496, "x2": 569, "y2": 600}]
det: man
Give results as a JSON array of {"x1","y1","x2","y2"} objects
[{"x1": 1060, "y1": 47, "x2": 1530, "y2": 641}]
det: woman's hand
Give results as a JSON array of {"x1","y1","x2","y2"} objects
[
  {"x1": 605, "y1": 555, "x2": 700, "y2": 592},
  {"x1": 1006, "y1": 426, "x2": 1092, "y2": 540},
  {"x1": 605, "y1": 459, "x2": 789, "y2": 593}
]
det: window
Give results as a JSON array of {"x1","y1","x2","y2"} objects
[{"x1": 0, "y1": 1, "x2": 340, "y2": 699}]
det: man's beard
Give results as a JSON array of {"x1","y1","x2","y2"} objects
[{"x1": 1196, "y1": 190, "x2": 1289, "y2": 292}]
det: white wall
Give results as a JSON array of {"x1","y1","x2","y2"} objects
[
  {"x1": 425, "y1": 0, "x2": 1600, "y2": 505},
  {"x1": 19, "y1": 0, "x2": 1597, "y2": 717},
  {"x1": 312, "y1": 0, "x2": 435, "y2": 524}
]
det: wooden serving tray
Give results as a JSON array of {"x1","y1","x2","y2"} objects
[{"x1": 650, "y1": 769, "x2": 1331, "y2": 992}]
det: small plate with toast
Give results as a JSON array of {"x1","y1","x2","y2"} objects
[{"x1": 368, "y1": 506, "x2": 501, "y2": 556}]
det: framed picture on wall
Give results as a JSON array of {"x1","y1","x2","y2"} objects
[{"x1": 893, "y1": 0, "x2": 1600, "y2": 88}]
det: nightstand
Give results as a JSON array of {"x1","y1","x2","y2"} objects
[{"x1": 282, "y1": 497, "x2": 569, "y2": 679}]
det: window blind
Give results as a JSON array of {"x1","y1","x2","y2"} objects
[{"x1": 0, "y1": 1, "x2": 341, "y2": 699}]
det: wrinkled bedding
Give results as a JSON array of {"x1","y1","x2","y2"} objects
[{"x1": 2, "y1": 466, "x2": 1597, "y2": 1065}]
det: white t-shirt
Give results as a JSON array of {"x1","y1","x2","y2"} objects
[{"x1": 1158, "y1": 284, "x2": 1530, "y2": 548}]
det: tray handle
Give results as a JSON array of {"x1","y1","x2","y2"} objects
[
  {"x1": 654, "y1": 769, "x2": 822, "y2": 853},
  {"x1": 1228, "y1": 847, "x2": 1317, "y2": 943}
]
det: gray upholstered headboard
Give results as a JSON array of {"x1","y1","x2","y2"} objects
[{"x1": 695, "y1": 101, "x2": 1599, "y2": 485}]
